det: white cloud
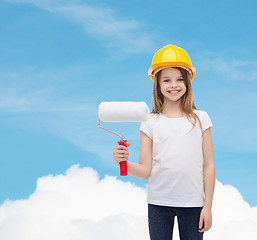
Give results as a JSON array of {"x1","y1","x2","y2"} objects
[
  {"x1": 6, "y1": 0, "x2": 80, "y2": 9},
  {"x1": 196, "y1": 51, "x2": 257, "y2": 82},
  {"x1": 0, "y1": 65, "x2": 141, "y2": 165},
  {"x1": 0, "y1": 165, "x2": 150, "y2": 240},
  {"x1": 193, "y1": 52, "x2": 257, "y2": 152},
  {"x1": 55, "y1": 5, "x2": 156, "y2": 58},
  {"x1": 0, "y1": 164, "x2": 256, "y2": 240},
  {"x1": 6, "y1": 0, "x2": 157, "y2": 58},
  {"x1": 210, "y1": 181, "x2": 257, "y2": 239}
]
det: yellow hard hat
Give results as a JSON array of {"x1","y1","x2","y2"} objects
[{"x1": 148, "y1": 44, "x2": 196, "y2": 82}]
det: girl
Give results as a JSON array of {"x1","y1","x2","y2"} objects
[{"x1": 113, "y1": 44, "x2": 215, "y2": 240}]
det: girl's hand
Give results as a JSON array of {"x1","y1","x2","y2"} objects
[
  {"x1": 113, "y1": 143, "x2": 130, "y2": 166},
  {"x1": 198, "y1": 206, "x2": 212, "y2": 232}
]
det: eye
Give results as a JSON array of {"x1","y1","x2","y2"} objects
[
  {"x1": 177, "y1": 78, "x2": 183, "y2": 81},
  {"x1": 163, "y1": 79, "x2": 169, "y2": 82}
]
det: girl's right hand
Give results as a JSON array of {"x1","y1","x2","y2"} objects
[{"x1": 113, "y1": 143, "x2": 130, "y2": 166}]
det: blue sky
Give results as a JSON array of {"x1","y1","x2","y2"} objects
[{"x1": 0, "y1": 0, "x2": 257, "y2": 210}]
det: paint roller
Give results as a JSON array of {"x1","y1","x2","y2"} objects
[{"x1": 98, "y1": 101, "x2": 150, "y2": 176}]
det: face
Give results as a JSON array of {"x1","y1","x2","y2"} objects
[{"x1": 159, "y1": 67, "x2": 187, "y2": 103}]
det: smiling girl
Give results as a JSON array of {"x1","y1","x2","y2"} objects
[{"x1": 113, "y1": 44, "x2": 215, "y2": 240}]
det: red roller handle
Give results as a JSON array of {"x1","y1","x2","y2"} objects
[{"x1": 118, "y1": 140, "x2": 128, "y2": 176}]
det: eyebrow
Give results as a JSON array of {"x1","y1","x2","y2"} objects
[{"x1": 161, "y1": 76, "x2": 183, "y2": 79}]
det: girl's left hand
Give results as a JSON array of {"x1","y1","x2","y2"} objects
[{"x1": 198, "y1": 206, "x2": 212, "y2": 232}]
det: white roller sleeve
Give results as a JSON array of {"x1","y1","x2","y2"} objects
[{"x1": 98, "y1": 101, "x2": 150, "y2": 122}]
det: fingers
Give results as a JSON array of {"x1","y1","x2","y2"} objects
[
  {"x1": 198, "y1": 220, "x2": 212, "y2": 232},
  {"x1": 113, "y1": 145, "x2": 130, "y2": 166},
  {"x1": 115, "y1": 144, "x2": 129, "y2": 149},
  {"x1": 198, "y1": 216, "x2": 204, "y2": 232},
  {"x1": 198, "y1": 207, "x2": 212, "y2": 232}
]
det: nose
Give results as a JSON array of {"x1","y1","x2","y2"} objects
[{"x1": 170, "y1": 80, "x2": 178, "y2": 88}]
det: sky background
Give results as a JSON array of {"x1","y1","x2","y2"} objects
[{"x1": 0, "y1": 0, "x2": 257, "y2": 239}]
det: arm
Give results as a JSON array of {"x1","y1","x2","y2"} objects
[
  {"x1": 127, "y1": 131, "x2": 153, "y2": 180},
  {"x1": 199, "y1": 127, "x2": 215, "y2": 232},
  {"x1": 113, "y1": 131, "x2": 152, "y2": 180},
  {"x1": 202, "y1": 127, "x2": 215, "y2": 209}
]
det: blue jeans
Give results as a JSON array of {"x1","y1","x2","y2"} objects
[{"x1": 148, "y1": 203, "x2": 204, "y2": 240}]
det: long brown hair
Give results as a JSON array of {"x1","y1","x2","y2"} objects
[{"x1": 151, "y1": 67, "x2": 203, "y2": 134}]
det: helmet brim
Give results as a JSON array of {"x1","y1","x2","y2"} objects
[{"x1": 148, "y1": 62, "x2": 196, "y2": 82}]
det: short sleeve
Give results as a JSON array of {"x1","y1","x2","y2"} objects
[
  {"x1": 139, "y1": 117, "x2": 153, "y2": 140},
  {"x1": 201, "y1": 111, "x2": 213, "y2": 132}
]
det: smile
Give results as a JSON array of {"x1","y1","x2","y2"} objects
[{"x1": 168, "y1": 90, "x2": 180, "y2": 94}]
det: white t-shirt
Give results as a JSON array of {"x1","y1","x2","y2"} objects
[{"x1": 139, "y1": 109, "x2": 213, "y2": 207}]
